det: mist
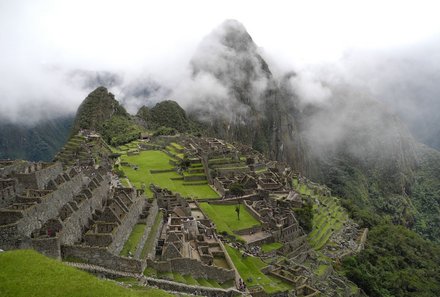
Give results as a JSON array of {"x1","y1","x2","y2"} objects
[{"x1": 1, "y1": 0, "x2": 440, "y2": 149}]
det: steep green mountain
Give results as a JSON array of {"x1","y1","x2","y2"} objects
[
  {"x1": 182, "y1": 20, "x2": 440, "y2": 295},
  {"x1": 342, "y1": 224, "x2": 440, "y2": 297},
  {"x1": 72, "y1": 86, "x2": 141, "y2": 146},
  {"x1": 188, "y1": 19, "x2": 308, "y2": 171},
  {"x1": 136, "y1": 100, "x2": 197, "y2": 133},
  {"x1": 186, "y1": 19, "x2": 440, "y2": 244},
  {"x1": 0, "y1": 116, "x2": 73, "y2": 161}
]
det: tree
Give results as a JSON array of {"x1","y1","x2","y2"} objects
[{"x1": 229, "y1": 182, "x2": 245, "y2": 197}]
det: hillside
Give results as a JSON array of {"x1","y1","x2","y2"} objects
[
  {"x1": 1, "y1": 18, "x2": 440, "y2": 297},
  {"x1": 72, "y1": 87, "x2": 141, "y2": 146},
  {"x1": 0, "y1": 116, "x2": 73, "y2": 161},
  {"x1": 184, "y1": 20, "x2": 440, "y2": 244},
  {"x1": 342, "y1": 225, "x2": 440, "y2": 297},
  {"x1": 136, "y1": 100, "x2": 200, "y2": 133},
  {"x1": 0, "y1": 250, "x2": 172, "y2": 297}
]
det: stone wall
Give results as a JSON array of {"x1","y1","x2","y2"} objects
[
  {"x1": 183, "y1": 175, "x2": 207, "y2": 182},
  {"x1": 135, "y1": 200, "x2": 159, "y2": 258},
  {"x1": 0, "y1": 179, "x2": 16, "y2": 208},
  {"x1": 0, "y1": 172, "x2": 84, "y2": 249},
  {"x1": 16, "y1": 173, "x2": 84, "y2": 238},
  {"x1": 233, "y1": 225, "x2": 262, "y2": 236},
  {"x1": 13, "y1": 162, "x2": 63, "y2": 190},
  {"x1": 62, "y1": 245, "x2": 146, "y2": 273},
  {"x1": 60, "y1": 175, "x2": 110, "y2": 245},
  {"x1": 356, "y1": 228, "x2": 368, "y2": 252},
  {"x1": 148, "y1": 257, "x2": 235, "y2": 284},
  {"x1": 32, "y1": 236, "x2": 61, "y2": 259},
  {"x1": 109, "y1": 196, "x2": 147, "y2": 254},
  {"x1": 0, "y1": 160, "x2": 30, "y2": 177},
  {"x1": 143, "y1": 277, "x2": 241, "y2": 297},
  {"x1": 0, "y1": 223, "x2": 19, "y2": 250}
]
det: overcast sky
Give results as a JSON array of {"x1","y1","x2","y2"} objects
[{"x1": 1, "y1": 0, "x2": 440, "y2": 124}]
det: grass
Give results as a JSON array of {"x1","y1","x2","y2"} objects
[
  {"x1": 199, "y1": 203, "x2": 261, "y2": 236},
  {"x1": 143, "y1": 268, "x2": 226, "y2": 288},
  {"x1": 121, "y1": 150, "x2": 219, "y2": 199},
  {"x1": 261, "y1": 242, "x2": 283, "y2": 253},
  {"x1": 141, "y1": 212, "x2": 163, "y2": 259},
  {"x1": 120, "y1": 178, "x2": 131, "y2": 188},
  {"x1": 225, "y1": 245, "x2": 292, "y2": 293},
  {"x1": 170, "y1": 142, "x2": 184, "y2": 150},
  {"x1": 0, "y1": 250, "x2": 172, "y2": 297},
  {"x1": 120, "y1": 224, "x2": 147, "y2": 257},
  {"x1": 316, "y1": 264, "x2": 329, "y2": 276},
  {"x1": 308, "y1": 195, "x2": 347, "y2": 250},
  {"x1": 291, "y1": 179, "x2": 348, "y2": 250}
]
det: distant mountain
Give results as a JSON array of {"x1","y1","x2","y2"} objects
[
  {"x1": 0, "y1": 116, "x2": 73, "y2": 161},
  {"x1": 184, "y1": 19, "x2": 440, "y2": 242},
  {"x1": 136, "y1": 100, "x2": 201, "y2": 133},
  {"x1": 72, "y1": 86, "x2": 140, "y2": 146},
  {"x1": 187, "y1": 19, "x2": 308, "y2": 171}
]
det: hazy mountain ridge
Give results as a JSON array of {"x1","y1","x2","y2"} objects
[
  {"x1": 1, "y1": 20, "x2": 438, "y2": 242},
  {"x1": 180, "y1": 20, "x2": 439, "y2": 243},
  {"x1": 0, "y1": 116, "x2": 73, "y2": 162}
]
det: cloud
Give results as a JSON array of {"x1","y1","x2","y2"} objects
[
  {"x1": 169, "y1": 20, "x2": 271, "y2": 124},
  {"x1": 0, "y1": 0, "x2": 439, "y2": 151},
  {"x1": 287, "y1": 70, "x2": 332, "y2": 106}
]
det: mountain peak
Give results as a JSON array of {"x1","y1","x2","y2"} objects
[
  {"x1": 72, "y1": 86, "x2": 128, "y2": 134},
  {"x1": 215, "y1": 19, "x2": 254, "y2": 52}
]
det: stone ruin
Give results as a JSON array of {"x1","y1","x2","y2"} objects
[
  {"x1": 150, "y1": 186, "x2": 236, "y2": 285},
  {"x1": 0, "y1": 160, "x2": 110, "y2": 258}
]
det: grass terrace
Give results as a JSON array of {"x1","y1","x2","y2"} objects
[
  {"x1": 199, "y1": 203, "x2": 261, "y2": 237},
  {"x1": 120, "y1": 223, "x2": 146, "y2": 257},
  {"x1": 292, "y1": 178, "x2": 348, "y2": 250},
  {"x1": 308, "y1": 195, "x2": 347, "y2": 250},
  {"x1": 261, "y1": 242, "x2": 283, "y2": 253},
  {"x1": 121, "y1": 150, "x2": 219, "y2": 199},
  {"x1": 141, "y1": 211, "x2": 163, "y2": 259},
  {"x1": 0, "y1": 250, "x2": 172, "y2": 297},
  {"x1": 225, "y1": 245, "x2": 292, "y2": 294},
  {"x1": 143, "y1": 268, "x2": 234, "y2": 289}
]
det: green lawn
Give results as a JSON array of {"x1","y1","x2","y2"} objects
[
  {"x1": 121, "y1": 150, "x2": 219, "y2": 199},
  {"x1": 141, "y1": 212, "x2": 163, "y2": 259},
  {"x1": 199, "y1": 203, "x2": 261, "y2": 236},
  {"x1": 261, "y1": 242, "x2": 283, "y2": 253},
  {"x1": 0, "y1": 250, "x2": 172, "y2": 297},
  {"x1": 225, "y1": 245, "x2": 292, "y2": 293},
  {"x1": 120, "y1": 224, "x2": 146, "y2": 257},
  {"x1": 143, "y1": 268, "x2": 229, "y2": 288}
]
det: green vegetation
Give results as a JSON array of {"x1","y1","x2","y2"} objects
[
  {"x1": 292, "y1": 181, "x2": 347, "y2": 250},
  {"x1": 101, "y1": 115, "x2": 141, "y2": 146},
  {"x1": 225, "y1": 245, "x2": 292, "y2": 293},
  {"x1": 293, "y1": 199, "x2": 313, "y2": 233},
  {"x1": 120, "y1": 224, "x2": 146, "y2": 257},
  {"x1": 308, "y1": 195, "x2": 346, "y2": 250},
  {"x1": 137, "y1": 100, "x2": 200, "y2": 134},
  {"x1": 0, "y1": 250, "x2": 172, "y2": 297},
  {"x1": 261, "y1": 242, "x2": 283, "y2": 253},
  {"x1": 0, "y1": 116, "x2": 73, "y2": 162},
  {"x1": 141, "y1": 212, "x2": 163, "y2": 259},
  {"x1": 71, "y1": 86, "x2": 143, "y2": 147},
  {"x1": 229, "y1": 182, "x2": 245, "y2": 196},
  {"x1": 73, "y1": 87, "x2": 128, "y2": 134},
  {"x1": 199, "y1": 203, "x2": 260, "y2": 236},
  {"x1": 143, "y1": 268, "x2": 232, "y2": 289},
  {"x1": 411, "y1": 147, "x2": 440, "y2": 241},
  {"x1": 121, "y1": 150, "x2": 219, "y2": 199},
  {"x1": 342, "y1": 224, "x2": 440, "y2": 297}
]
